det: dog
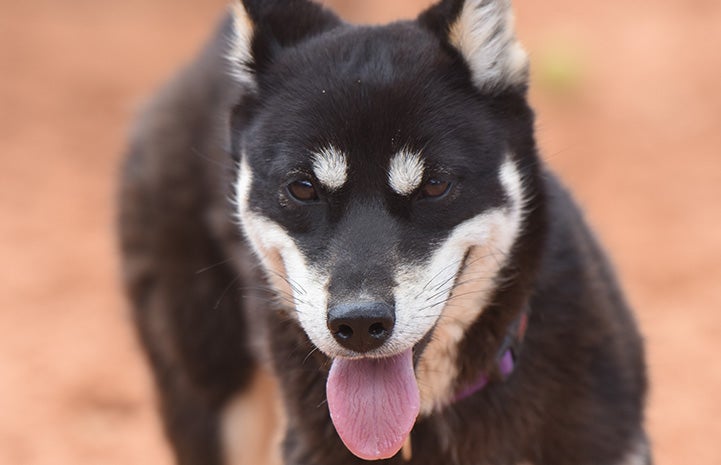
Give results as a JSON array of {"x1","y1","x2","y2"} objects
[{"x1": 119, "y1": 1, "x2": 651, "y2": 464}]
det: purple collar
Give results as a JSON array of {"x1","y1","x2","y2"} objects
[{"x1": 453, "y1": 308, "x2": 529, "y2": 402}]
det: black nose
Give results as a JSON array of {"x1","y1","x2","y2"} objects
[{"x1": 327, "y1": 302, "x2": 395, "y2": 353}]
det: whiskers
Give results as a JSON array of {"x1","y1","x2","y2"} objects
[
  {"x1": 214, "y1": 274, "x2": 242, "y2": 310},
  {"x1": 265, "y1": 268, "x2": 307, "y2": 296},
  {"x1": 210, "y1": 266, "x2": 313, "y2": 314},
  {"x1": 412, "y1": 246, "x2": 513, "y2": 319},
  {"x1": 224, "y1": 262, "x2": 318, "y2": 310},
  {"x1": 195, "y1": 257, "x2": 234, "y2": 275}
]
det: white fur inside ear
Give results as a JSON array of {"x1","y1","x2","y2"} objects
[
  {"x1": 448, "y1": 0, "x2": 528, "y2": 92},
  {"x1": 228, "y1": 1, "x2": 257, "y2": 89}
]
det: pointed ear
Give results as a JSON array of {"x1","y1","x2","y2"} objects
[
  {"x1": 419, "y1": 0, "x2": 529, "y2": 94},
  {"x1": 228, "y1": 0, "x2": 341, "y2": 89}
]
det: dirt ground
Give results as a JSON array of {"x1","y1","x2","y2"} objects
[{"x1": 1, "y1": 1, "x2": 719, "y2": 464}]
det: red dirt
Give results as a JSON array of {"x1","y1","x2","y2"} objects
[{"x1": 1, "y1": 1, "x2": 719, "y2": 464}]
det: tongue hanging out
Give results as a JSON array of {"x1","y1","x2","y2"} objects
[{"x1": 326, "y1": 349, "x2": 420, "y2": 460}]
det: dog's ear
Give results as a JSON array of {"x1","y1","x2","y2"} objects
[
  {"x1": 229, "y1": 0, "x2": 341, "y2": 89},
  {"x1": 419, "y1": 0, "x2": 528, "y2": 94}
]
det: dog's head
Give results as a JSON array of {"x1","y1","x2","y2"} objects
[{"x1": 230, "y1": 0, "x2": 540, "y2": 459}]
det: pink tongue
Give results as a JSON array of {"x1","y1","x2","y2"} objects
[{"x1": 326, "y1": 349, "x2": 419, "y2": 461}]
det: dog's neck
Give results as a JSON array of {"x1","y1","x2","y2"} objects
[
  {"x1": 453, "y1": 306, "x2": 530, "y2": 402},
  {"x1": 402, "y1": 307, "x2": 530, "y2": 462}
]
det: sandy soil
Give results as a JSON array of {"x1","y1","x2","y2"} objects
[{"x1": 1, "y1": 1, "x2": 719, "y2": 464}]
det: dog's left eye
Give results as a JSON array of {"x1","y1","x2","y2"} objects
[
  {"x1": 287, "y1": 179, "x2": 319, "y2": 202},
  {"x1": 418, "y1": 178, "x2": 451, "y2": 199}
]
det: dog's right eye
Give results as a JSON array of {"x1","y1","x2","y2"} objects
[
  {"x1": 287, "y1": 179, "x2": 319, "y2": 202},
  {"x1": 418, "y1": 178, "x2": 451, "y2": 200}
]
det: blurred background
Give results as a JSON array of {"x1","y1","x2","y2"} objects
[{"x1": 1, "y1": 0, "x2": 719, "y2": 463}]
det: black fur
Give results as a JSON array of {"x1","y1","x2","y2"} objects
[{"x1": 119, "y1": 2, "x2": 650, "y2": 464}]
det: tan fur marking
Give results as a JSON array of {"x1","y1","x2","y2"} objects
[
  {"x1": 236, "y1": 158, "x2": 335, "y2": 354},
  {"x1": 402, "y1": 435, "x2": 413, "y2": 461},
  {"x1": 415, "y1": 158, "x2": 525, "y2": 414},
  {"x1": 222, "y1": 367, "x2": 286, "y2": 465},
  {"x1": 263, "y1": 249, "x2": 297, "y2": 312},
  {"x1": 416, "y1": 245, "x2": 503, "y2": 413}
]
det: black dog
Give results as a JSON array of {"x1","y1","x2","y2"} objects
[{"x1": 119, "y1": 1, "x2": 651, "y2": 464}]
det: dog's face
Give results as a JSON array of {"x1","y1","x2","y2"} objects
[{"x1": 231, "y1": 0, "x2": 535, "y2": 459}]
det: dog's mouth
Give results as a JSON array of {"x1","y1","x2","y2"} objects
[
  {"x1": 324, "y1": 251, "x2": 472, "y2": 460},
  {"x1": 326, "y1": 348, "x2": 419, "y2": 460}
]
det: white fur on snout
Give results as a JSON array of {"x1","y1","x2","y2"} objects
[
  {"x1": 235, "y1": 159, "x2": 339, "y2": 355},
  {"x1": 389, "y1": 156, "x2": 526, "y2": 414}
]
